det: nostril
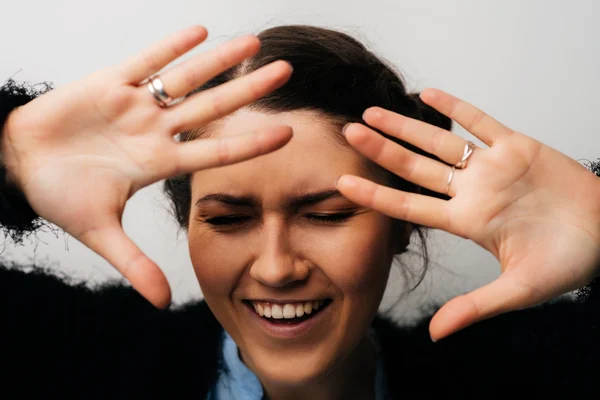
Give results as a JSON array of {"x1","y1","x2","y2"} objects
[{"x1": 248, "y1": 252, "x2": 311, "y2": 287}]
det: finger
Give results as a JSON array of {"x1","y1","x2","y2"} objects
[
  {"x1": 429, "y1": 275, "x2": 535, "y2": 341},
  {"x1": 344, "y1": 123, "x2": 458, "y2": 196},
  {"x1": 119, "y1": 25, "x2": 208, "y2": 84},
  {"x1": 157, "y1": 34, "x2": 260, "y2": 99},
  {"x1": 335, "y1": 175, "x2": 451, "y2": 229},
  {"x1": 361, "y1": 108, "x2": 469, "y2": 167},
  {"x1": 175, "y1": 125, "x2": 293, "y2": 174},
  {"x1": 420, "y1": 89, "x2": 514, "y2": 146},
  {"x1": 78, "y1": 221, "x2": 171, "y2": 309},
  {"x1": 167, "y1": 60, "x2": 293, "y2": 133}
]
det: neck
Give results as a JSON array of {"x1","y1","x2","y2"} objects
[{"x1": 261, "y1": 335, "x2": 378, "y2": 400}]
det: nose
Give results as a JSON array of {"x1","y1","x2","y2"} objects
[{"x1": 249, "y1": 219, "x2": 309, "y2": 287}]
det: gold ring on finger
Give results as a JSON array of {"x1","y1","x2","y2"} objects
[
  {"x1": 455, "y1": 141, "x2": 476, "y2": 169},
  {"x1": 445, "y1": 166, "x2": 456, "y2": 196}
]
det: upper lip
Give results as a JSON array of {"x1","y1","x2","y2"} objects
[{"x1": 244, "y1": 298, "x2": 330, "y2": 304}]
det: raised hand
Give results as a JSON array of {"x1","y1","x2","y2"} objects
[
  {"x1": 1, "y1": 26, "x2": 293, "y2": 308},
  {"x1": 336, "y1": 89, "x2": 600, "y2": 340}
]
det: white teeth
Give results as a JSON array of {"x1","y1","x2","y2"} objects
[
  {"x1": 251, "y1": 300, "x2": 327, "y2": 319},
  {"x1": 283, "y1": 304, "x2": 296, "y2": 319},
  {"x1": 304, "y1": 302, "x2": 312, "y2": 314},
  {"x1": 271, "y1": 304, "x2": 283, "y2": 319}
]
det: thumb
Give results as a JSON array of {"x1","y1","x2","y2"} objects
[
  {"x1": 78, "y1": 221, "x2": 172, "y2": 309},
  {"x1": 429, "y1": 275, "x2": 535, "y2": 341}
]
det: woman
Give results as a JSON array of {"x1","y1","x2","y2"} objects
[{"x1": 1, "y1": 25, "x2": 599, "y2": 398}]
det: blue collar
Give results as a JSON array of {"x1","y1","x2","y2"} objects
[{"x1": 207, "y1": 330, "x2": 390, "y2": 399}]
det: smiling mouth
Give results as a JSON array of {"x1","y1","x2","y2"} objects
[{"x1": 244, "y1": 299, "x2": 332, "y2": 324}]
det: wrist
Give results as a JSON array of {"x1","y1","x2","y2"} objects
[
  {"x1": 0, "y1": 79, "x2": 50, "y2": 238},
  {"x1": 0, "y1": 79, "x2": 51, "y2": 193},
  {"x1": 1, "y1": 108, "x2": 21, "y2": 190}
]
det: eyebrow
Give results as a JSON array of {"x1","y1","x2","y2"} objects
[{"x1": 194, "y1": 189, "x2": 344, "y2": 209}]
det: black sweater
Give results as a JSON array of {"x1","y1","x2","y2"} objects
[{"x1": 1, "y1": 80, "x2": 599, "y2": 398}]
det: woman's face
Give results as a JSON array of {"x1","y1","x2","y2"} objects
[{"x1": 188, "y1": 110, "x2": 397, "y2": 385}]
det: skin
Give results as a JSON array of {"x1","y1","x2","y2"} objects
[
  {"x1": 3, "y1": 26, "x2": 599, "y2": 393},
  {"x1": 339, "y1": 92, "x2": 600, "y2": 340},
  {"x1": 188, "y1": 109, "x2": 399, "y2": 399},
  {"x1": 0, "y1": 27, "x2": 295, "y2": 308}
]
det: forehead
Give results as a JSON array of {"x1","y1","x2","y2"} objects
[{"x1": 190, "y1": 109, "x2": 370, "y2": 199}]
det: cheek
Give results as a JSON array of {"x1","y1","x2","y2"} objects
[
  {"x1": 187, "y1": 228, "x2": 250, "y2": 297},
  {"x1": 299, "y1": 214, "x2": 394, "y2": 295},
  {"x1": 188, "y1": 213, "x2": 395, "y2": 301}
]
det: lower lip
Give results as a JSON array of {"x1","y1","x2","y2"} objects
[{"x1": 245, "y1": 302, "x2": 332, "y2": 339}]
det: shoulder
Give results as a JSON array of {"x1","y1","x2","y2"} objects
[
  {"x1": 0, "y1": 262, "x2": 224, "y2": 398},
  {"x1": 133, "y1": 299, "x2": 224, "y2": 397},
  {"x1": 374, "y1": 280, "x2": 600, "y2": 394}
]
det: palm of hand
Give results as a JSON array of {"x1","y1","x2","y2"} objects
[
  {"x1": 448, "y1": 132, "x2": 600, "y2": 317},
  {"x1": 1, "y1": 27, "x2": 294, "y2": 308},
  {"x1": 338, "y1": 89, "x2": 600, "y2": 340},
  {"x1": 2, "y1": 76, "x2": 185, "y2": 308},
  {"x1": 6, "y1": 76, "x2": 171, "y2": 234}
]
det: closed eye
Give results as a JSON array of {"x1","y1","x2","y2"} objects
[
  {"x1": 305, "y1": 212, "x2": 356, "y2": 223},
  {"x1": 203, "y1": 212, "x2": 357, "y2": 227},
  {"x1": 204, "y1": 215, "x2": 252, "y2": 226}
]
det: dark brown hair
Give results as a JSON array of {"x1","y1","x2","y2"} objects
[{"x1": 164, "y1": 25, "x2": 452, "y2": 287}]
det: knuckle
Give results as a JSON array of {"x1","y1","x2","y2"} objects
[
  {"x1": 246, "y1": 74, "x2": 266, "y2": 99},
  {"x1": 252, "y1": 130, "x2": 265, "y2": 154},
  {"x1": 398, "y1": 195, "x2": 411, "y2": 221},
  {"x1": 216, "y1": 137, "x2": 231, "y2": 166},
  {"x1": 124, "y1": 250, "x2": 149, "y2": 276},
  {"x1": 141, "y1": 50, "x2": 161, "y2": 74},
  {"x1": 403, "y1": 154, "x2": 420, "y2": 181},
  {"x1": 370, "y1": 184, "x2": 384, "y2": 209},
  {"x1": 207, "y1": 90, "x2": 227, "y2": 117},
  {"x1": 214, "y1": 45, "x2": 235, "y2": 71},
  {"x1": 372, "y1": 135, "x2": 387, "y2": 160},
  {"x1": 429, "y1": 128, "x2": 446, "y2": 154},
  {"x1": 466, "y1": 111, "x2": 485, "y2": 131},
  {"x1": 170, "y1": 35, "x2": 190, "y2": 58},
  {"x1": 181, "y1": 63, "x2": 202, "y2": 91},
  {"x1": 466, "y1": 294, "x2": 483, "y2": 320}
]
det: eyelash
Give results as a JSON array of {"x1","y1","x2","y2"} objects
[{"x1": 203, "y1": 212, "x2": 356, "y2": 226}]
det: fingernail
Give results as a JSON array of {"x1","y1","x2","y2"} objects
[
  {"x1": 284, "y1": 60, "x2": 294, "y2": 72},
  {"x1": 430, "y1": 335, "x2": 437, "y2": 343},
  {"x1": 421, "y1": 89, "x2": 437, "y2": 102},
  {"x1": 335, "y1": 176, "x2": 356, "y2": 188},
  {"x1": 341, "y1": 123, "x2": 352, "y2": 136},
  {"x1": 363, "y1": 107, "x2": 381, "y2": 121}
]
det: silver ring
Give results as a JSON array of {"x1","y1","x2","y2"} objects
[
  {"x1": 147, "y1": 76, "x2": 173, "y2": 107},
  {"x1": 455, "y1": 141, "x2": 476, "y2": 169},
  {"x1": 445, "y1": 166, "x2": 455, "y2": 196}
]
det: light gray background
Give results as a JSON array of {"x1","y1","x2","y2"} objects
[{"x1": 1, "y1": 0, "x2": 598, "y2": 322}]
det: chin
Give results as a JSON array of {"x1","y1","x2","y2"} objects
[{"x1": 243, "y1": 346, "x2": 338, "y2": 387}]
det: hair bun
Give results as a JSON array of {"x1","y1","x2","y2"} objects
[{"x1": 408, "y1": 92, "x2": 452, "y2": 132}]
